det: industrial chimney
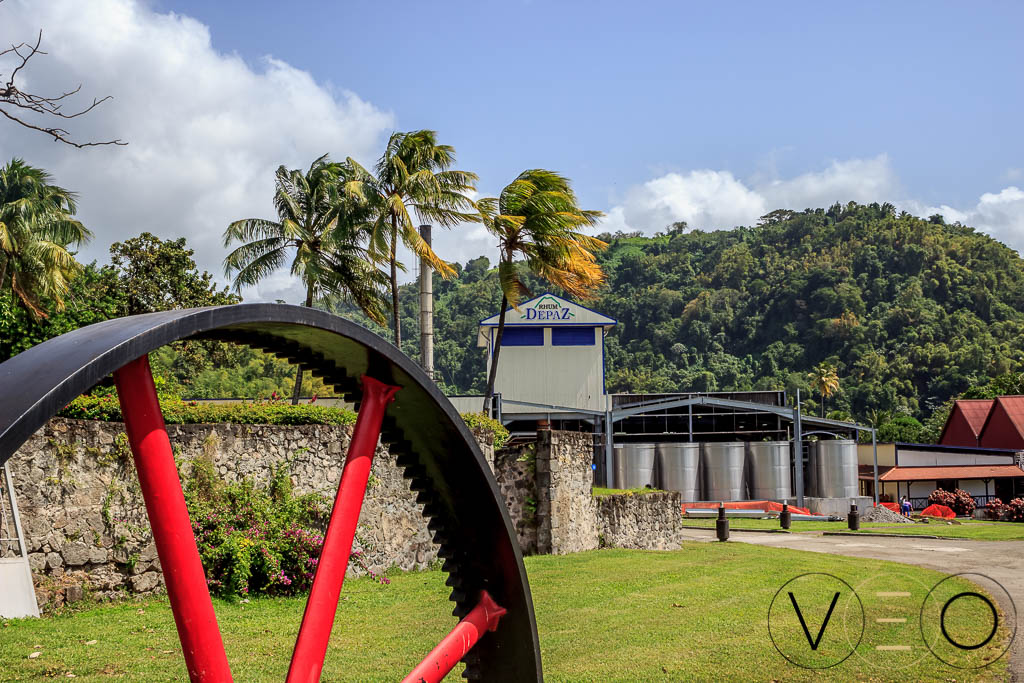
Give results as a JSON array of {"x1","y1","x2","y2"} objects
[{"x1": 418, "y1": 224, "x2": 434, "y2": 380}]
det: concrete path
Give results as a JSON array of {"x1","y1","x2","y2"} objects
[{"x1": 680, "y1": 528, "x2": 1024, "y2": 681}]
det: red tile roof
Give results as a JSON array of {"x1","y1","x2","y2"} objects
[
  {"x1": 957, "y1": 399, "x2": 996, "y2": 436},
  {"x1": 879, "y1": 464, "x2": 1024, "y2": 482},
  {"x1": 996, "y1": 396, "x2": 1024, "y2": 440}
]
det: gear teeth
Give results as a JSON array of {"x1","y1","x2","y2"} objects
[
  {"x1": 402, "y1": 463, "x2": 426, "y2": 480},
  {"x1": 395, "y1": 452, "x2": 418, "y2": 468},
  {"x1": 190, "y1": 327, "x2": 526, "y2": 681}
]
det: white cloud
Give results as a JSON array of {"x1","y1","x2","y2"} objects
[
  {"x1": 605, "y1": 170, "x2": 766, "y2": 234},
  {"x1": 913, "y1": 187, "x2": 1024, "y2": 255},
  {"x1": 1, "y1": 0, "x2": 394, "y2": 303},
  {"x1": 758, "y1": 156, "x2": 899, "y2": 213},
  {"x1": 600, "y1": 155, "x2": 1024, "y2": 255},
  {"x1": 603, "y1": 155, "x2": 896, "y2": 233}
]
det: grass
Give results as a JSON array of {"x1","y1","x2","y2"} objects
[
  {"x1": 0, "y1": 546, "x2": 1010, "y2": 681},
  {"x1": 592, "y1": 486, "x2": 663, "y2": 497},
  {"x1": 682, "y1": 516, "x2": 1024, "y2": 540}
]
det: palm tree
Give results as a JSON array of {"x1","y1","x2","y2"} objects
[
  {"x1": 808, "y1": 362, "x2": 841, "y2": 417},
  {"x1": 224, "y1": 154, "x2": 388, "y2": 403},
  {"x1": 0, "y1": 158, "x2": 92, "y2": 317},
  {"x1": 348, "y1": 130, "x2": 478, "y2": 348},
  {"x1": 479, "y1": 169, "x2": 606, "y2": 412}
]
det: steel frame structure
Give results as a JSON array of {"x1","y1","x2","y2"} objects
[{"x1": 0, "y1": 304, "x2": 542, "y2": 682}]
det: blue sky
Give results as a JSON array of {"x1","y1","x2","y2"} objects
[
  {"x1": 163, "y1": 0, "x2": 1023, "y2": 209},
  {"x1": 3, "y1": 0, "x2": 1022, "y2": 301}
]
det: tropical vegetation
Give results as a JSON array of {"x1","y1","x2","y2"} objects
[
  {"x1": 347, "y1": 130, "x2": 478, "y2": 346},
  {"x1": 224, "y1": 154, "x2": 389, "y2": 403},
  {"x1": 0, "y1": 158, "x2": 92, "y2": 317},
  {"x1": 353, "y1": 202, "x2": 1024, "y2": 435},
  {"x1": 477, "y1": 169, "x2": 604, "y2": 410}
]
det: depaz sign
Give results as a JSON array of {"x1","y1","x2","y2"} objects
[{"x1": 519, "y1": 296, "x2": 576, "y2": 322}]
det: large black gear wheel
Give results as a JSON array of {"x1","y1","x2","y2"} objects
[{"x1": 0, "y1": 304, "x2": 543, "y2": 681}]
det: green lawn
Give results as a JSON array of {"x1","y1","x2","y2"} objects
[
  {"x1": 0, "y1": 546, "x2": 1010, "y2": 681},
  {"x1": 591, "y1": 486, "x2": 663, "y2": 497},
  {"x1": 683, "y1": 516, "x2": 1024, "y2": 540}
]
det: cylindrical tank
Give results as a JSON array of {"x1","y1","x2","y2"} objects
[
  {"x1": 814, "y1": 439, "x2": 858, "y2": 498},
  {"x1": 656, "y1": 443, "x2": 700, "y2": 500},
  {"x1": 804, "y1": 440, "x2": 817, "y2": 498},
  {"x1": 701, "y1": 442, "x2": 746, "y2": 501},
  {"x1": 745, "y1": 441, "x2": 792, "y2": 501},
  {"x1": 613, "y1": 443, "x2": 656, "y2": 489}
]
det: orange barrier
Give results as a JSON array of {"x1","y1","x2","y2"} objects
[
  {"x1": 681, "y1": 500, "x2": 816, "y2": 516},
  {"x1": 920, "y1": 503, "x2": 956, "y2": 519},
  {"x1": 878, "y1": 502, "x2": 900, "y2": 513}
]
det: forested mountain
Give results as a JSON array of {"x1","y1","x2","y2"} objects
[
  {"x1": 6, "y1": 202, "x2": 1022, "y2": 433},
  {"x1": 363, "y1": 201, "x2": 1024, "y2": 427}
]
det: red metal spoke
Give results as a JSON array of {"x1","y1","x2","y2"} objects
[
  {"x1": 402, "y1": 591, "x2": 507, "y2": 683},
  {"x1": 113, "y1": 355, "x2": 233, "y2": 682},
  {"x1": 287, "y1": 375, "x2": 400, "y2": 683}
]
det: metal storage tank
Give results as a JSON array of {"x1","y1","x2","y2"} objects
[
  {"x1": 613, "y1": 443, "x2": 656, "y2": 489},
  {"x1": 813, "y1": 439, "x2": 858, "y2": 498},
  {"x1": 701, "y1": 442, "x2": 746, "y2": 501},
  {"x1": 656, "y1": 443, "x2": 700, "y2": 500},
  {"x1": 745, "y1": 441, "x2": 792, "y2": 501}
]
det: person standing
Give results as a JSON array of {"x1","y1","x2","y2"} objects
[{"x1": 900, "y1": 496, "x2": 912, "y2": 516}]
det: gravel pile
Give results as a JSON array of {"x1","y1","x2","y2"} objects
[{"x1": 862, "y1": 505, "x2": 915, "y2": 523}]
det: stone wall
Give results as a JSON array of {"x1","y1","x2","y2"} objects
[
  {"x1": 596, "y1": 491, "x2": 685, "y2": 550},
  {"x1": 535, "y1": 430, "x2": 600, "y2": 555},
  {"x1": 493, "y1": 442, "x2": 538, "y2": 554},
  {"x1": 8, "y1": 418, "x2": 456, "y2": 608},
  {"x1": 8, "y1": 420, "x2": 685, "y2": 609}
]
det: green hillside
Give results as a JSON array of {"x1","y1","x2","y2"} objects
[{"x1": 370, "y1": 201, "x2": 1024, "y2": 429}]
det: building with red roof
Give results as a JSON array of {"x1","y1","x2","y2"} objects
[
  {"x1": 938, "y1": 399, "x2": 994, "y2": 447},
  {"x1": 857, "y1": 441, "x2": 1024, "y2": 509},
  {"x1": 978, "y1": 396, "x2": 1024, "y2": 450}
]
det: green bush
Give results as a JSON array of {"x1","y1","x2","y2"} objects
[
  {"x1": 460, "y1": 412, "x2": 510, "y2": 449},
  {"x1": 184, "y1": 459, "x2": 386, "y2": 599},
  {"x1": 60, "y1": 394, "x2": 357, "y2": 426},
  {"x1": 927, "y1": 488, "x2": 976, "y2": 516}
]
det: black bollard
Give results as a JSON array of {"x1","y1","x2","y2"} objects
[
  {"x1": 848, "y1": 502, "x2": 860, "y2": 531},
  {"x1": 780, "y1": 503, "x2": 792, "y2": 530},
  {"x1": 716, "y1": 504, "x2": 730, "y2": 542}
]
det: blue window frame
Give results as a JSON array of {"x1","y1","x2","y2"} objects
[
  {"x1": 500, "y1": 326, "x2": 545, "y2": 346},
  {"x1": 551, "y1": 327, "x2": 595, "y2": 346}
]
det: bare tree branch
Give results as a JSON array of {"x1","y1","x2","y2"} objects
[{"x1": 0, "y1": 24, "x2": 126, "y2": 147}]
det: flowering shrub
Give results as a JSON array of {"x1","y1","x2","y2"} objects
[
  {"x1": 1006, "y1": 498, "x2": 1024, "y2": 523},
  {"x1": 927, "y1": 488, "x2": 976, "y2": 517},
  {"x1": 184, "y1": 458, "x2": 387, "y2": 599},
  {"x1": 986, "y1": 498, "x2": 1007, "y2": 520}
]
